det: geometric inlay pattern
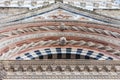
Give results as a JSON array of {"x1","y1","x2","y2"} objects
[{"x1": 15, "y1": 48, "x2": 113, "y2": 60}]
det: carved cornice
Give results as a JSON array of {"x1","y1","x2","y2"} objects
[
  {"x1": 1, "y1": 60, "x2": 120, "y2": 71},
  {"x1": 1, "y1": 60, "x2": 120, "y2": 79}
]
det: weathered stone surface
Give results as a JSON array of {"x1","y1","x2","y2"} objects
[
  {"x1": 0, "y1": 0, "x2": 120, "y2": 79},
  {"x1": 0, "y1": 60, "x2": 120, "y2": 79}
]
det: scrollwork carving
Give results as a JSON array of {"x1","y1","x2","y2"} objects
[
  {"x1": 1, "y1": 25, "x2": 120, "y2": 39},
  {"x1": 2, "y1": 39, "x2": 119, "y2": 59}
]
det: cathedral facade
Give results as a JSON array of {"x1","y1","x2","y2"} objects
[{"x1": 0, "y1": 0, "x2": 120, "y2": 80}]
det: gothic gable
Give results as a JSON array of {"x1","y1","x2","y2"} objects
[
  {"x1": 23, "y1": 8, "x2": 103, "y2": 23},
  {"x1": 0, "y1": 2, "x2": 120, "y2": 27}
]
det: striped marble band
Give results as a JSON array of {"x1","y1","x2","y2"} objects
[{"x1": 15, "y1": 48, "x2": 113, "y2": 60}]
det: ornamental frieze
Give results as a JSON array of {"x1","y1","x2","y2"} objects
[{"x1": 0, "y1": 60, "x2": 120, "y2": 79}]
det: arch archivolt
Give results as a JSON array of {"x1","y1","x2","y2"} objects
[
  {"x1": 9, "y1": 47, "x2": 115, "y2": 60},
  {"x1": 1, "y1": 38, "x2": 120, "y2": 60},
  {"x1": 0, "y1": 23, "x2": 120, "y2": 39},
  {"x1": 0, "y1": 21, "x2": 120, "y2": 60},
  {"x1": 0, "y1": 31, "x2": 120, "y2": 51}
]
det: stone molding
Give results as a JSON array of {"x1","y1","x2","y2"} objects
[
  {"x1": 2, "y1": 39, "x2": 119, "y2": 60},
  {"x1": 1, "y1": 32, "x2": 120, "y2": 50},
  {"x1": 0, "y1": 60, "x2": 120, "y2": 79},
  {"x1": 0, "y1": 0, "x2": 120, "y2": 10},
  {"x1": 1, "y1": 22, "x2": 120, "y2": 60},
  {"x1": 1, "y1": 25, "x2": 120, "y2": 39},
  {"x1": 0, "y1": 2, "x2": 120, "y2": 26}
]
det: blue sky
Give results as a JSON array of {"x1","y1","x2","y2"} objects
[{"x1": 115, "y1": 0, "x2": 120, "y2": 3}]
